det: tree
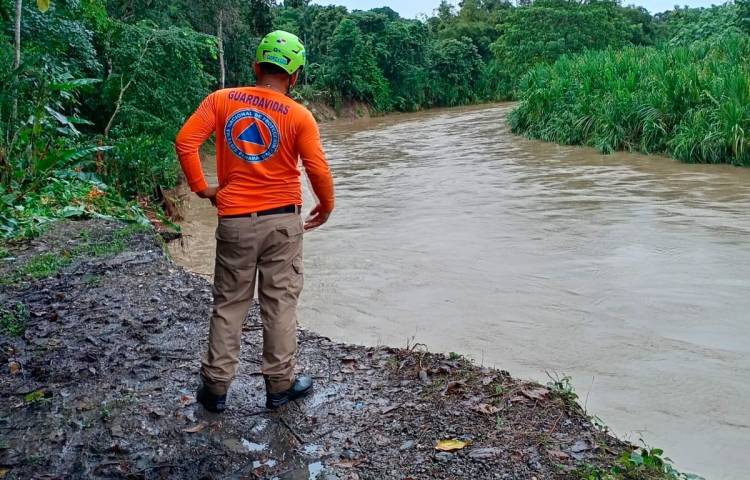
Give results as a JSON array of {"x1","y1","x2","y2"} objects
[
  {"x1": 319, "y1": 18, "x2": 390, "y2": 109},
  {"x1": 429, "y1": 37, "x2": 483, "y2": 106}
]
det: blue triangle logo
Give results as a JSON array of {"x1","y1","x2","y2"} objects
[{"x1": 238, "y1": 122, "x2": 265, "y2": 146}]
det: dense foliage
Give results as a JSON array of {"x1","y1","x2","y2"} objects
[
  {"x1": 511, "y1": 2, "x2": 750, "y2": 166},
  {"x1": 2, "y1": 0, "x2": 747, "y2": 239},
  {"x1": 1, "y1": 0, "x2": 215, "y2": 238}
]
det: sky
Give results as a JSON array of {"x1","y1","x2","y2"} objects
[{"x1": 311, "y1": 0, "x2": 724, "y2": 17}]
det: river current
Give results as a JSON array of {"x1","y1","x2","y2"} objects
[{"x1": 170, "y1": 104, "x2": 750, "y2": 480}]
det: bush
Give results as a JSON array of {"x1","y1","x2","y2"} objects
[
  {"x1": 105, "y1": 136, "x2": 180, "y2": 198},
  {"x1": 511, "y1": 34, "x2": 750, "y2": 166}
]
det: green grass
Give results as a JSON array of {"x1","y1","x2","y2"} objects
[
  {"x1": 577, "y1": 447, "x2": 704, "y2": 479},
  {"x1": 511, "y1": 33, "x2": 750, "y2": 167},
  {"x1": 1, "y1": 303, "x2": 28, "y2": 336},
  {"x1": 22, "y1": 253, "x2": 74, "y2": 280},
  {"x1": 4, "y1": 223, "x2": 152, "y2": 285}
]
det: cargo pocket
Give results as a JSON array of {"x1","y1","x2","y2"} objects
[
  {"x1": 276, "y1": 218, "x2": 304, "y2": 241},
  {"x1": 292, "y1": 256, "x2": 304, "y2": 275},
  {"x1": 215, "y1": 220, "x2": 240, "y2": 243},
  {"x1": 291, "y1": 255, "x2": 304, "y2": 292}
]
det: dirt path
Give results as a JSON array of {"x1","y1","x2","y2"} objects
[{"x1": 0, "y1": 220, "x2": 629, "y2": 479}]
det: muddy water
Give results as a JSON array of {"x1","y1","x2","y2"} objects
[{"x1": 170, "y1": 104, "x2": 750, "y2": 480}]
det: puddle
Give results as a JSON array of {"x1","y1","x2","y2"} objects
[
  {"x1": 305, "y1": 384, "x2": 343, "y2": 409},
  {"x1": 300, "y1": 443, "x2": 323, "y2": 456},
  {"x1": 242, "y1": 438, "x2": 268, "y2": 452},
  {"x1": 253, "y1": 459, "x2": 278, "y2": 469},
  {"x1": 307, "y1": 461, "x2": 324, "y2": 480}
]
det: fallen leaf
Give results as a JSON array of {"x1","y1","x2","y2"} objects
[
  {"x1": 469, "y1": 447, "x2": 502, "y2": 459},
  {"x1": 470, "y1": 403, "x2": 501, "y2": 415},
  {"x1": 148, "y1": 407, "x2": 166, "y2": 418},
  {"x1": 435, "y1": 439, "x2": 470, "y2": 452},
  {"x1": 182, "y1": 423, "x2": 207, "y2": 433},
  {"x1": 481, "y1": 375, "x2": 496, "y2": 386},
  {"x1": 520, "y1": 387, "x2": 549, "y2": 401},
  {"x1": 570, "y1": 439, "x2": 594, "y2": 453},
  {"x1": 442, "y1": 381, "x2": 466, "y2": 396},
  {"x1": 547, "y1": 449, "x2": 570, "y2": 460},
  {"x1": 178, "y1": 395, "x2": 196, "y2": 407},
  {"x1": 373, "y1": 433, "x2": 390, "y2": 446},
  {"x1": 110, "y1": 422, "x2": 124, "y2": 438},
  {"x1": 381, "y1": 404, "x2": 401, "y2": 415},
  {"x1": 9, "y1": 362, "x2": 20, "y2": 375},
  {"x1": 331, "y1": 459, "x2": 363, "y2": 468},
  {"x1": 0, "y1": 468, "x2": 8, "y2": 479}
]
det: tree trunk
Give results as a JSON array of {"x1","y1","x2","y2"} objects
[
  {"x1": 13, "y1": 0, "x2": 21, "y2": 69},
  {"x1": 11, "y1": 0, "x2": 22, "y2": 131},
  {"x1": 217, "y1": 9, "x2": 226, "y2": 89}
]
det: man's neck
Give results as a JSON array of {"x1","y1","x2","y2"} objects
[{"x1": 257, "y1": 76, "x2": 289, "y2": 95}]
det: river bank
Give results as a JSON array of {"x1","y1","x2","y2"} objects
[{"x1": 0, "y1": 219, "x2": 669, "y2": 479}]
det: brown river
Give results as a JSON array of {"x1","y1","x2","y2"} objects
[{"x1": 170, "y1": 104, "x2": 750, "y2": 480}]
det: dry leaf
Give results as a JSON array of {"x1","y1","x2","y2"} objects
[
  {"x1": 481, "y1": 375, "x2": 496, "y2": 386},
  {"x1": 9, "y1": 361, "x2": 21, "y2": 375},
  {"x1": 435, "y1": 439, "x2": 470, "y2": 452},
  {"x1": 182, "y1": 423, "x2": 207, "y2": 433},
  {"x1": 373, "y1": 433, "x2": 390, "y2": 446},
  {"x1": 178, "y1": 395, "x2": 196, "y2": 407},
  {"x1": 0, "y1": 468, "x2": 9, "y2": 479},
  {"x1": 381, "y1": 404, "x2": 401, "y2": 414},
  {"x1": 471, "y1": 403, "x2": 501, "y2": 415},
  {"x1": 547, "y1": 449, "x2": 570, "y2": 460},
  {"x1": 520, "y1": 387, "x2": 549, "y2": 401},
  {"x1": 570, "y1": 440, "x2": 594, "y2": 453},
  {"x1": 331, "y1": 459, "x2": 363, "y2": 468},
  {"x1": 442, "y1": 381, "x2": 466, "y2": 396},
  {"x1": 469, "y1": 447, "x2": 502, "y2": 459}
]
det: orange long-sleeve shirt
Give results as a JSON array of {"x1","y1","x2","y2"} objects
[{"x1": 175, "y1": 87, "x2": 335, "y2": 217}]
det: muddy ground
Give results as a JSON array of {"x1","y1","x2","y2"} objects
[{"x1": 0, "y1": 220, "x2": 630, "y2": 479}]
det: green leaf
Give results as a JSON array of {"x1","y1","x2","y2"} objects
[
  {"x1": 629, "y1": 452, "x2": 644, "y2": 465},
  {"x1": 59, "y1": 206, "x2": 86, "y2": 218},
  {"x1": 49, "y1": 78, "x2": 101, "y2": 92},
  {"x1": 36, "y1": 0, "x2": 50, "y2": 12}
]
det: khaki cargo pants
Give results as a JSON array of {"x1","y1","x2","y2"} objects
[{"x1": 201, "y1": 212, "x2": 303, "y2": 395}]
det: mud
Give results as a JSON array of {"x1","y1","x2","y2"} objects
[{"x1": 1, "y1": 220, "x2": 630, "y2": 479}]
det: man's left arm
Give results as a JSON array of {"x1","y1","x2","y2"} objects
[{"x1": 296, "y1": 111, "x2": 335, "y2": 230}]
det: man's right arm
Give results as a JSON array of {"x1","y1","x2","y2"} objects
[{"x1": 175, "y1": 93, "x2": 217, "y2": 196}]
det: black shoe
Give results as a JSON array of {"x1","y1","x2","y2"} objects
[
  {"x1": 266, "y1": 376, "x2": 313, "y2": 409},
  {"x1": 197, "y1": 384, "x2": 227, "y2": 413}
]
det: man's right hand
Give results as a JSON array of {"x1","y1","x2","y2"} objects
[{"x1": 197, "y1": 186, "x2": 220, "y2": 206}]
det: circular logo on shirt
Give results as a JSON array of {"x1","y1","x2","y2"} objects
[{"x1": 224, "y1": 109, "x2": 280, "y2": 163}]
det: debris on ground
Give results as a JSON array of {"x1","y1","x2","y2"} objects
[{"x1": 0, "y1": 220, "x2": 631, "y2": 479}]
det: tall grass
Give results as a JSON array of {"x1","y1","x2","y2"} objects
[{"x1": 510, "y1": 34, "x2": 750, "y2": 167}]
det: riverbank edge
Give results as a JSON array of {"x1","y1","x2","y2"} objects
[{"x1": 0, "y1": 220, "x2": 688, "y2": 479}]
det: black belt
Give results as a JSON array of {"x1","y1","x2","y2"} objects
[{"x1": 222, "y1": 204, "x2": 300, "y2": 219}]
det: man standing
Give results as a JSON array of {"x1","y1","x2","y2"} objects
[{"x1": 175, "y1": 31, "x2": 334, "y2": 412}]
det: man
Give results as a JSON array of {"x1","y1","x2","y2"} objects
[{"x1": 175, "y1": 31, "x2": 335, "y2": 412}]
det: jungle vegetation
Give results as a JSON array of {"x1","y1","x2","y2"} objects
[{"x1": 1, "y1": 0, "x2": 747, "y2": 239}]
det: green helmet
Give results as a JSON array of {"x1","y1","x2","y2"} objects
[{"x1": 256, "y1": 30, "x2": 306, "y2": 75}]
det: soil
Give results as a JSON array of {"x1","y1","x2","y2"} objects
[{"x1": 1, "y1": 220, "x2": 630, "y2": 479}]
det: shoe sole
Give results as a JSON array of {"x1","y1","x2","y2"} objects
[{"x1": 266, "y1": 385, "x2": 313, "y2": 410}]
